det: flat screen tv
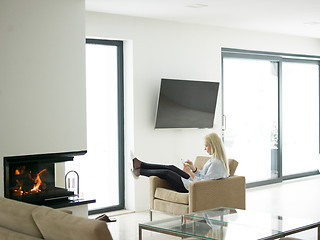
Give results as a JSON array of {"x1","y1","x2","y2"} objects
[{"x1": 155, "y1": 78, "x2": 219, "y2": 129}]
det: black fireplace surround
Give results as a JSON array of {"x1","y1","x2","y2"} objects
[{"x1": 4, "y1": 151, "x2": 86, "y2": 205}]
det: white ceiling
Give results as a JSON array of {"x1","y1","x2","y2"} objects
[{"x1": 85, "y1": 0, "x2": 320, "y2": 39}]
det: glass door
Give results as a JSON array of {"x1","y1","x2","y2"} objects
[
  {"x1": 282, "y1": 61, "x2": 320, "y2": 176},
  {"x1": 223, "y1": 57, "x2": 279, "y2": 184}
]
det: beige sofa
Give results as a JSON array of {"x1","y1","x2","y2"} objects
[
  {"x1": 149, "y1": 156, "x2": 246, "y2": 220},
  {"x1": 0, "y1": 197, "x2": 112, "y2": 240}
]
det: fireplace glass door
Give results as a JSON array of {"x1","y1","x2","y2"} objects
[
  {"x1": 9, "y1": 162, "x2": 55, "y2": 200},
  {"x1": 4, "y1": 154, "x2": 75, "y2": 204}
]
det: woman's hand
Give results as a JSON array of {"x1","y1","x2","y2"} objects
[
  {"x1": 185, "y1": 160, "x2": 196, "y2": 172},
  {"x1": 183, "y1": 160, "x2": 196, "y2": 179},
  {"x1": 183, "y1": 163, "x2": 192, "y2": 174}
]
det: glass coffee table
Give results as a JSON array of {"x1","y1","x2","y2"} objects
[{"x1": 139, "y1": 207, "x2": 320, "y2": 240}]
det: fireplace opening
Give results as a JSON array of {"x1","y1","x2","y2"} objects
[{"x1": 4, "y1": 151, "x2": 85, "y2": 205}]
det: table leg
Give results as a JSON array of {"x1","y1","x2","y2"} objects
[
  {"x1": 318, "y1": 225, "x2": 320, "y2": 240},
  {"x1": 139, "y1": 226, "x2": 142, "y2": 240}
]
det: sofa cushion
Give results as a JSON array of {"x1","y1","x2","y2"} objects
[
  {"x1": 32, "y1": 206, "x2": 112, "y2": 240},
  {"x1": 0, "y1": 197, "x2": 43, "y2": 238},
  {"x1": 0, "y1": 226, "x2": 42, "y2": 240},
  {"x1": 155, "y1": 187, "x2": 189, "y2": 204}
]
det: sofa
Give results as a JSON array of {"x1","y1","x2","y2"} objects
[
  {"x1": 149, "y1": 156, "x2": 246, "y2": 220},
  {"x1": 0, "y1": 197, "x2": 112, "y2": 240}
]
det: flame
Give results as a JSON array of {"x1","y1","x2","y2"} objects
[
  {"x1": 13, "y1": 167, "x2": 47, "y2": 196},
  {"x1": 14, "y1": 179, "x2": 23, "y2": 195},
  {"x1": 15, "y1": 166, "x2": 25, "y2": 175},
  {"x1": 30, "y1": 169, "x2": 46, "y2": 193}
]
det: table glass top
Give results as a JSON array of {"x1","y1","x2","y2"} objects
[{"x1": 140, "y1": 207, "x2": 319, "y2": 240}]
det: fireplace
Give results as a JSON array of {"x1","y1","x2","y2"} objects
[{"x1": 4, "y1": 151, "x2": 86, "y2": 205}]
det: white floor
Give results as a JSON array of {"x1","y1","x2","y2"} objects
[{"x1": 91, "y1": 174, "x2": 320, "y2": 240}]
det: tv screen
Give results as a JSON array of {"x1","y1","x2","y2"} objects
[{"x1": 155, "y1": 78, "x2": 219, "y2": 129}]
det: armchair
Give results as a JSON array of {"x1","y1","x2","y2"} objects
[{"x1": 149, "y1": 156, "x2": 246, "y2": 220}]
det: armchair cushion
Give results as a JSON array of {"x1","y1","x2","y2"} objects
[
  {"x1": 155, "y1": 187, "x2": 189, "y2": 204},
  {"x1": 154, "y1": 199, "x2": 189, "y2": 215}
]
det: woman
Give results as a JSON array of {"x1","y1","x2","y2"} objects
[{"x1": 131, "y1": 132, "x2": 229, "y2": 193}]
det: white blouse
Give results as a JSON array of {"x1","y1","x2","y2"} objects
[{"x1": 181, "y1": 157, "x2": 229, "y2": 191}]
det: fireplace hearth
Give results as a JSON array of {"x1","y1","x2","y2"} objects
[{"x1": 4, "y1": 151, "x2": 86, "y2": 205}]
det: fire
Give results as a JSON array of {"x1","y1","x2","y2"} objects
[
  {"x1": 30, "y1": 169, "x2": 46, "y2": 192},
  {"x1": 15, "y1": 166, "x2": 25, "y2": 175},
  {"x1": 13, "y1": 167, "x2": 47, "y2": 196}
]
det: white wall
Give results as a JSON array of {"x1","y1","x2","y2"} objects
[
  {"x1": 86, "y1": 12, "x2": 320, "y2": 212},
  {"x1": 0, "y1": 0, "x2": 87, "y2": 196}
]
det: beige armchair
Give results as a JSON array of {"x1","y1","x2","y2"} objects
[{"x1": 149, "y1": 156, "x2": 246, "y2": 220}]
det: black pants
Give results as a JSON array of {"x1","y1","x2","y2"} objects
[{"x1": 140, "y1": 162, "x2": 189, "y2": 193}]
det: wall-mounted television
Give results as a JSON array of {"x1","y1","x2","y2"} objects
[{"x1": 155, "y1": 78, "x2": 219, "y2": 129}]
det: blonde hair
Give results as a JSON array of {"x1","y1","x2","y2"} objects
[{"x1": 205, "y1": 133, "x2": 229, "y2": 174}]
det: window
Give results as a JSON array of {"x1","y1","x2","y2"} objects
[
  {"x1": 282, "y1": 61, "x2": 319, "y2": 177},
  {"x1": 223, "y1": 57, "x2": 279, "y2": 183},
  {"x1": 66, "y1": 39, "x2": 124, "y2": 214},
  {"x1": 222, "y1": 49, "x2": 320, "y2": 187}
]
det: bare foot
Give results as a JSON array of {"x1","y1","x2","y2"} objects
[
  {"x1": 131, "y1": 168, "x2": 140, "y2": 179},
  {"x1": 133, "y1": 158, "x2": 141, "y2": 169}
]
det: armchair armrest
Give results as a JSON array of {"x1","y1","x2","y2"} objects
[
  {"x1": 188, "y1": 175, "x2": 246, "y2": 213},
  {"x1": 149, "y1": 176, "x2": 173, "y2": 209}
]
